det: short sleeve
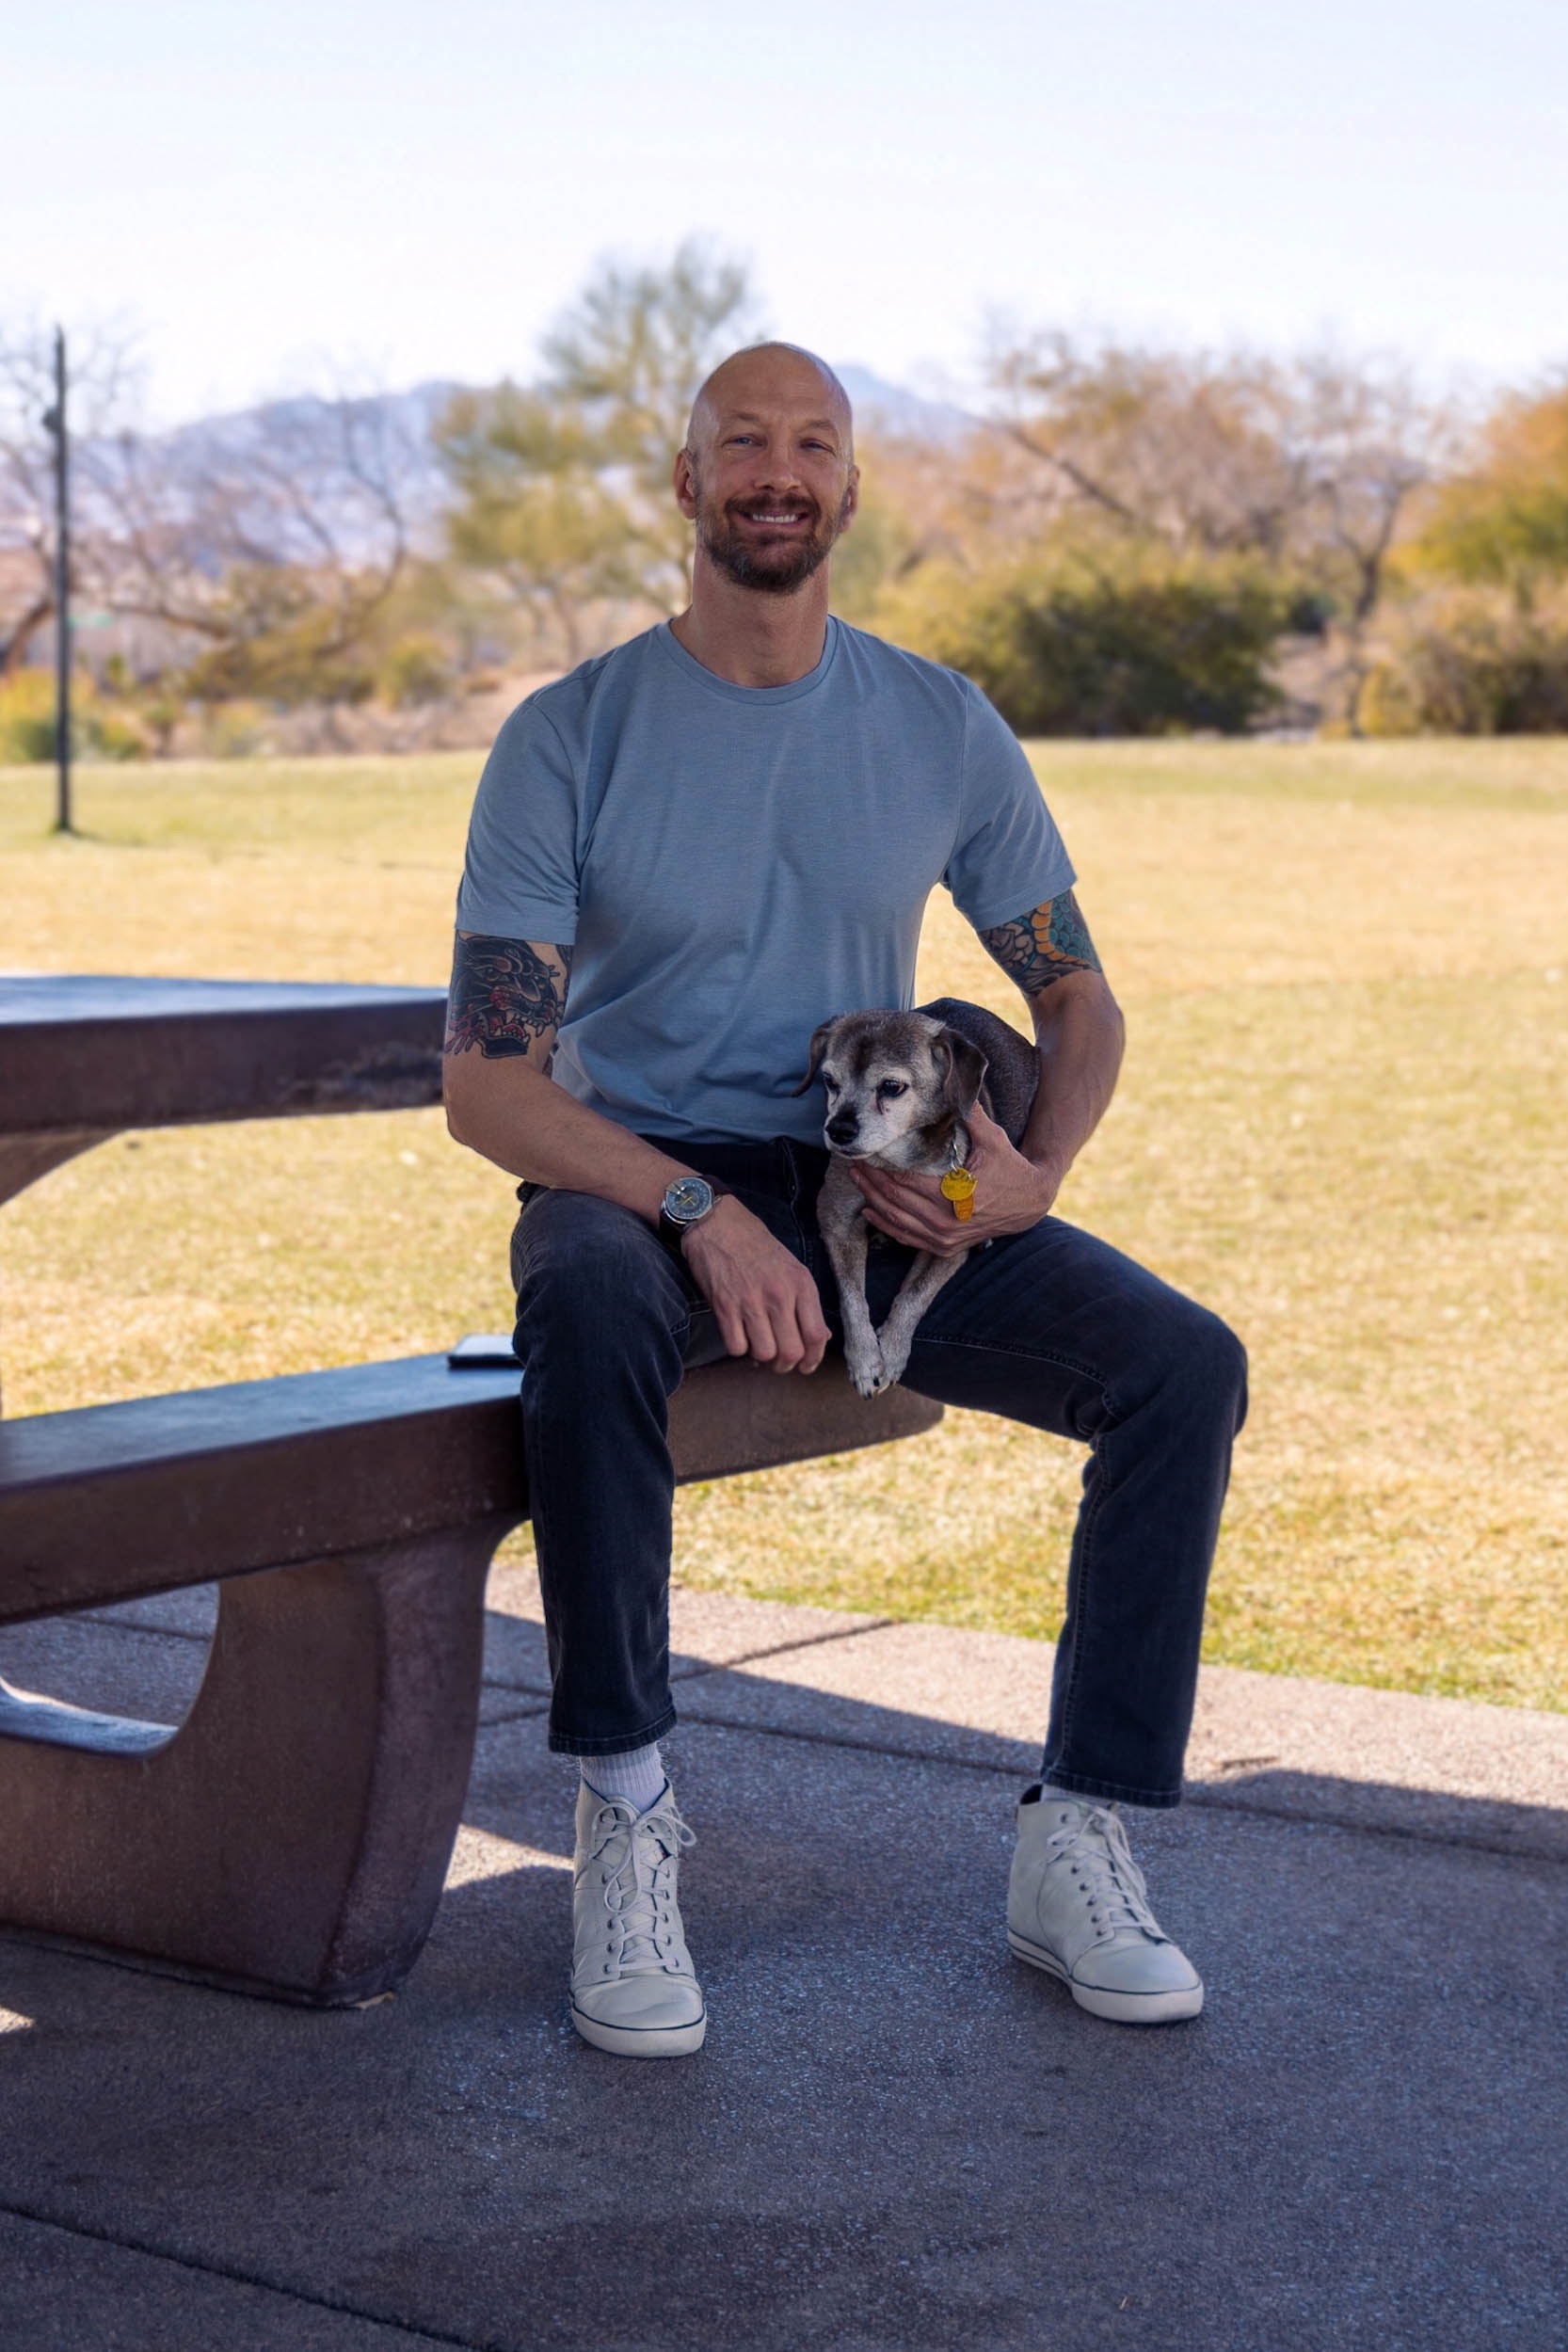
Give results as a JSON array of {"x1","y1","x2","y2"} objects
[
  {"x1": 942, "y1": 682, "x2": 1077, "y2": 932},
  {"x1": 454, "y1": 696, "x2": 582, "y2": 943}
]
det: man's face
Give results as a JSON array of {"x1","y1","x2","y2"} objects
[{"x1": 678, "y1": 360, "x2": 858, "y2": 595}]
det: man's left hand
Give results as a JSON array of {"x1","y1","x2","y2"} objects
[{"x1": 850, "y1": 1101, "x2": 1061, "y2": 1256}]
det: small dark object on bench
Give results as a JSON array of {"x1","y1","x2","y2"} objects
[{"x1": 0, "y1": 1350, "x2": 939, "y2": 2007}]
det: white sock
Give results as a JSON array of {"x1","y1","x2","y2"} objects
[
  {"x1": 582, "y1": 1741, "x2": 666, "y2": 1815},
  {"x1": 1039, "y1": 1783, "x2": 1092, "y2": 1809}
]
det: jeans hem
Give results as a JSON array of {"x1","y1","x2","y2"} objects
[
  {"x1": 549, "y1": 1704, "x2": 679, "y2": 1759},
  {"x1": 1038, "y1": 1765, "x2": 1182, "y2": 1812}
]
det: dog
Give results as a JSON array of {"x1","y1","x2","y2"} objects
[{"x1": 795, "y1": 997, "x2": 1038, "y2": 1398}]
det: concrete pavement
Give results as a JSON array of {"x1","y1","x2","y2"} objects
[{"x1": 1, "y1": 1577, "x2": 1564, "y2": 2351}]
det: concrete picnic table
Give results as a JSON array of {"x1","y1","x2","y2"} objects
[
  {"x1": 0, "y1": 969, "x2": 945, "y2": 2006},
  {"x1": 0, "y1": 973, "x2": 448, "y2": 1211}
]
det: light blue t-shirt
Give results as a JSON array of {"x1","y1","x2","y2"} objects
[{"x1": 456, "y1": 617, "x2": 1076, "y2": 1144}]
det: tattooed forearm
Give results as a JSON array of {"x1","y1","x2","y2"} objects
[
  {"x1": 443, "y1": 933, "x2": 572, "y2": 1059},
  {"x1": 978, "y1": 892, "x2": 1103, "y2": 997}
]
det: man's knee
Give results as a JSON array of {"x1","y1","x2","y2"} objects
[{"x1": 1169, "y1": 1299, "x2": 1249, "y2": 1435}]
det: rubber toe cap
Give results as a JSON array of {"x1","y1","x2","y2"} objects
[
  {"x1": 572, "y1": 1973, "x2": 706, "y2": 2033},
  {"x1": 1073, "y1": 1929, "x2": 1202, "y2": 2000}
]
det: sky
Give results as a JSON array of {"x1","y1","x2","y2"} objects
[{"x1": 6, "y1": 0, "x2": 1567, "y2": 425}]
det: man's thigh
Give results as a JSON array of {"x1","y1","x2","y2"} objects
[
  {"x1": 874, "y1": 1216, "x2": 1240, "y2": 1444},
  {"x1": 511, "y1": 1184, "x2": 692, "y2": 1344},
  {"x1": 510, "y1": 1154, "x2": 811, "y2": 1372}
]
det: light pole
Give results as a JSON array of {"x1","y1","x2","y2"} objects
[{"x1": 41, "y1": 326, "x2": 72, "y2": 835}]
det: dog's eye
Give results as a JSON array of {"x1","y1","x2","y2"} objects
[
  {"x1": 877, "y1": 1080, "x2": 907, "y2": 1099},
  {"x1": 823, "y1": 1075, "x2": 840, "y2": 1095}
]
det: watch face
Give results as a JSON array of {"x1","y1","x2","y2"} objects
[{"x1": 664, "y1": 1176, "x2": 713, "y2": 1224}]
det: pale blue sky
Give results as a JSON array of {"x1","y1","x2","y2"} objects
[{"x1": 7, "y1": 0, "x2": 1566, "y2": 423}]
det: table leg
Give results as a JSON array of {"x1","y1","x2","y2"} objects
[
  {"x1": 0, "y1": 1521, "x2": 509, "y2": 2004},
  {"x1": 0, "y1": 1129, "x2": 112, "y2": 1210}
]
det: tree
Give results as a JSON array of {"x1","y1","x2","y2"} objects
[
  {"x1": 436, "y1": 391, "x2": 639, "y2": 665},
  {"x1": 437, "y1": 240, "x2": 761, "y2": 649},
  {"x1": 1411, "y1": 378, "x2": 1568, "y2": 606},
  {"x1": 983, "y1": 330, "x2": 1445, "y2": 729},
  {"x1": 986, "y1": 329, "x2": 1310, "y2": 559},
  {"x1": 1284, "y1": 356, "x2": 1439, "y2": 730},
  {"x1": 89, "y1": 386, "x2": 420, "y2": 706}
]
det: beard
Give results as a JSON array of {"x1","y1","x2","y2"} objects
[{"x1": 690, "y1": 473, "x2": 853, "y2": 595}]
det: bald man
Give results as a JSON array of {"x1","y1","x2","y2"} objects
[{"x1": 445, "y1": 344, "x2": 1246, "y2": 2058}]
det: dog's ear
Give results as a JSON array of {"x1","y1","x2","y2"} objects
[
  {"x1": 934, "y1": 1027, "x2": 989, "y2": 1120},
  {"x1": 792, "y1": 1019, "x2": 837, "y2": 1096}
]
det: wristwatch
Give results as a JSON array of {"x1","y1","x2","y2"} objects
[{"x1": 657, "y1": 1174, "x2": 727, "y2": 1249}]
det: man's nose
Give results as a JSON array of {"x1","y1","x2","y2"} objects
[{"x1": 750, "y1": 450, "x2": 805, "y2": 493}]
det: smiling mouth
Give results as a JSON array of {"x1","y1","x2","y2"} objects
[{"x1": 736, "y1": 507, "x2": 813, "y2": 528}]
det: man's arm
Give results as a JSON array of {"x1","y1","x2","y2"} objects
[
  {"x1": 852, "y1": 890, "x2": 1125, "y2": 1255},
  {"x1": 977, "y1": 890, "x2": 1126, "y2": 1195},
  {"x1": 442, "y1": 931, "x2": 689, "y2": 1216},
  {"x1": 441, "y1": 931, "x2": 828, "y2": 1372}
]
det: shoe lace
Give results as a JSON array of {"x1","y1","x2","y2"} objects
[
  {"x1": 1045, "y1": 1803, "x2": 1166, "y2": 1943},
  {"x1": 586, "y1": 1798, "x2": 696, "y2": 1974}
]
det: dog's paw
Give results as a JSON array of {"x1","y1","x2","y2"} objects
[
  {"x1": 873, "y1": 1328, "x2": 913, "y2": 1390},
  {"x1": 845, "y1": 1338, "x2": 889, "y2": 1398}
]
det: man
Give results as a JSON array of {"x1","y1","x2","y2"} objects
[{"x1": 444, "y1": 344, "x2": 1247, "y2": 2059}]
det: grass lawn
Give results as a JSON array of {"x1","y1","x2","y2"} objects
[{"x1": 2, "y1": 738, "x2": 1565, "y2": 1710}]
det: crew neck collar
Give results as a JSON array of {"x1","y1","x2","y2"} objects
[{"x1": 653, "y1": 616, "x2": 840, "y2": 705}]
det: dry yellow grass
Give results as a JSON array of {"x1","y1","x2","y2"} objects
[{"x1": 2, "y1": 741, "x2": 1565, "y2": 1708}]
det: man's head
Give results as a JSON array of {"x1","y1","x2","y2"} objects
[{"x1": 676, "y1": 343, "x2": 858, "y2": 595}]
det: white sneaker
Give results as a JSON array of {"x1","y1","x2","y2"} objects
[
  {"x1": 1007, "y1": 1785, "x2": 1204, "y2": 2024},
  {"x1": 569, "y1": 1780, "x2": 707, "y2": 2058}
]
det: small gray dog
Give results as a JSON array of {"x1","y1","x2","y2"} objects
[{"x1": 795, "y1": 997, "x2": 1038, "y2": 1398}]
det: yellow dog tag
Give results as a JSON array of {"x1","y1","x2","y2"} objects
[{"x1": 940, "y1": 1166, "x2": 977, "y2": 1223}]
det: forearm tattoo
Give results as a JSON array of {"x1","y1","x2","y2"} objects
[
  {"x1": 978, "y1": 891, "x2": 1103, "y2": 996},
  {"x1": 443, "y1": 932, "x2": 572, "y2": 1059}
]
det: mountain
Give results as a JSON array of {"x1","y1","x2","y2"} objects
[
  {"x1": 149, "y1": 365, "x2": 970, "y2": 477},
  {"x1": 81, "y1": 369, "x2": 971, "y2": 571}
]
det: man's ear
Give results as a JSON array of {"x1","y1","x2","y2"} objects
[
  {"x1": 934, "y1": 1028, "x2": 988, "y2": 1120},
  {"x1": 792, "y1": 1020, "x2": 837, "y2": 1096}
]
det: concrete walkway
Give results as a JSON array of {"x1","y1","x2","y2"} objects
[{"x1": 1, "y1": 1576, "x2": 1564, "y2": 2351}]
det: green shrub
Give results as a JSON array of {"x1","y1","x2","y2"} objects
[
  {"x1": 1364, "y1": 590, "x2": 1568, "y2": 735},
  {"x1": 0, "y1": 670, "x2": 150, "y2": 762},
  {"x1": 0, "y1": 670, "x2": 58, "y2": 762},
  {"x1": 876, "y1": 545, "x2": 1292, "y2": 735}
]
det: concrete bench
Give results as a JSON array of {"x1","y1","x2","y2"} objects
[{"x1": 0, "y1": 1351, "x2": 939, "y2": 2007}]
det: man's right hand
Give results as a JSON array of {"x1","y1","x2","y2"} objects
[{"x1": 680, "y1": 1196, "x2": 830, "y2": 1375}]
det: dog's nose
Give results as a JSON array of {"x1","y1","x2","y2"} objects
[{"x1": 825, "y1": 1114, "x2": 858, "y2": 1146}]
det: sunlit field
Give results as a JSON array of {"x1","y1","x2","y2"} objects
[{"x1": 2, "y1": 738, "x2": 1565, "y2": 1708}]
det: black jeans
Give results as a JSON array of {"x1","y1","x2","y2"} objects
[{"x1": 511, "y1": 1136, "x2": 1247, "y2": 1808}]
